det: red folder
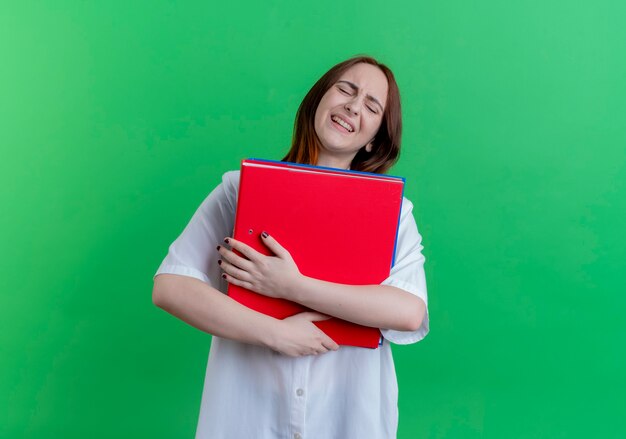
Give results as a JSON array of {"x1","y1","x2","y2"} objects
[{"x1": 228, "y1": 159, "x2": 405, "y2": 348}]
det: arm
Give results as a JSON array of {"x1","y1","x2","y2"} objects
[
  {"x1": 218, "y1": 233, "x2": 426, "y2": 332},
  {"x1": 286, "y1": 277, "x2": 425, "y2": 332},
  {"x1": 153, "y1": 173, "x2": 338, "y2": 356},
  {"x1": 153, "y1": 273, "x2": 339, "y2": 356}
]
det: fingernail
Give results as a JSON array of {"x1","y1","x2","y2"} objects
[
  {"x1": 218, "y1": 260, "x2": 222, "y2": 265},
  {"x1": 216, "y1": 245, "x2": 221, "y2": 251},
  {"x1": 261, "y1": 231, "x2": 269, "y2": 238},
  {"x1": 224, "y1": 238, "x2": 230, "y2": 244},
  {"x1": 221, "y1": 273, "x2": 227, "y2": 279}
]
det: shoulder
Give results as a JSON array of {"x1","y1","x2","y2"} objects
[
  {"x1": 221, "y1": 170, "x2": 240, "y2": 194},
  {"x1": 212, "y1": 170, "x2": 240, "y2": 213},
  {"x1": 196, "y1": 170, "x2": 240, "y2": 215},
  {"x1": 400, "y1": 196, "x2": 415, "y2": 220},
  {"x1": 397, "y1": 196, "x2": 423, "y2": 247},
  {"x1": 222, "y1": 171, "x2": 240, "y2": 206}
]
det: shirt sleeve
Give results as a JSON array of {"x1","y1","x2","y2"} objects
[
  {"x1": 154, "y1": 171, "x2": 239, "y2": 291},
  {"x1": 380, "y1": 197, "x2": 430, "y2": 345}
]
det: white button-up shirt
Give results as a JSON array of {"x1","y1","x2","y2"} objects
[{"x1": 155, "y1": 171, "x2": 430, "y2": 439}]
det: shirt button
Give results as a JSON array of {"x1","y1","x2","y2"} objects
[
  {"x1": 296, "y1": 388, "x2": 304, "y2": 397},
  {"x1": 294, "y1": 434, "x2": 302, "y2": 439}
]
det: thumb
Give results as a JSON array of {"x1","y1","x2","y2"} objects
[{"x1": 296, "y1": 311, "x2": 332, "y2": 322}]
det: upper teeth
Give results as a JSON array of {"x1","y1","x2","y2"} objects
[{"x1": 332, "y1": 115, "x2": 353, "y2": 132}]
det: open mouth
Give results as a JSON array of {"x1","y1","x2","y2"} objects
[{"x1": 331, "y1": 115, "x2": 354, "y2": 133}]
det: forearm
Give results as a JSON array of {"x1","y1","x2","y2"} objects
[
  {"x1": 288, "y1": 276, "x2": 426, "y2": 332},
  {"x1": 217, "y1": 234, "x2": 425, "y2": 332},
  {"x1": 152, "y1": 273, "x2": 279, "y2": 348}
]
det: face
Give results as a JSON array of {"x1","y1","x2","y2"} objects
[{"x1": 314, "y1": 63, "x2": 388, "y2": 167}]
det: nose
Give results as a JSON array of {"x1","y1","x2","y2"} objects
[{"x1": 344, "y1": 96, "x2": 362, "y2": 115}]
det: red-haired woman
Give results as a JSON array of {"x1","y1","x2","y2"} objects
[{"x1": 153, "y1": 56, "x2": 429, "y2": 439}]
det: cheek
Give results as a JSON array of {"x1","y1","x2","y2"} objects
[
  {"x1": 314, "y1": 95, "x2": 334, "y2": 132},
  {"x1": 313, "y1": 108, "x2": 324, "y2": 135},
  {"x1": 363, "y1": 117, "x2": 383, "y2": 138}
]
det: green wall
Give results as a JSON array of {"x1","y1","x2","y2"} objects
[{"x1": 2, "y1": 1, "x2": 624, "y2": 437}]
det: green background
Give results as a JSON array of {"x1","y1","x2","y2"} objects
[{"x1": 2, "y1": 1, "x2": 624, "y2": 437}]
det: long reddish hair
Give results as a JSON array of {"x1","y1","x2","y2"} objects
[{"x1": 282, "y1": 55, "x2": 402, "y2": 174}]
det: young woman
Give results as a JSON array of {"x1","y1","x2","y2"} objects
[{"x1": 153, "y1": 56, "x2": 429, "y2": 439}]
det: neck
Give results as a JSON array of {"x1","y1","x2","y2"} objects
[{"x1": 316, "y1": 154, "x2": 352, "y2": 170}]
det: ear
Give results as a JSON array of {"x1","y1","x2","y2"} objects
[{"x1": 365, "y1": 141, "x2": 373, "y2": 153}]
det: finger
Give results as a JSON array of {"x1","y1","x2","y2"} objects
[
  {"x1": 314, "y1": 345, "x2": 329, "y2": 355},
  {"x1": 219, "y1": 259, "x2": 253, "y2": 283},
  {"x1": 260, "y1": 231, "x2": 289, "y2": 258},
  {"x1": 306, "y1": 344, "x2": 326, "y2": 356},
  {"x1": 322, "y1": 337, "x2": 340, "y2": 351},
  {"x1": 218, "y1": 245, "x2": 254, "y2": 271},
  {"x1": 224, "y1": 237, "x2": 264, "y2": 262},
  {"x1": 297, "y1": 311, "x2": 332, "y2": 322},
  {"x1": 221, "y1": 272, "x2": 254, "y2": 290}
]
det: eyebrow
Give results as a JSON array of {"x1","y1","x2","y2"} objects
[{"x1": 336, "y1": 80, "x2": 384, "y2": 112}]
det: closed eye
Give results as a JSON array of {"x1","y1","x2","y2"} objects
[{"x1": 337, "y1": 86, "x2": 352, "y2": 95}]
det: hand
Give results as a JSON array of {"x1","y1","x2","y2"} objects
[
  {"x1": 217, "y1": 232, "x2": 301, "y2": 300},
  {"x1": 268, "y1": 312, "x2": 340, "y2": 357}
]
